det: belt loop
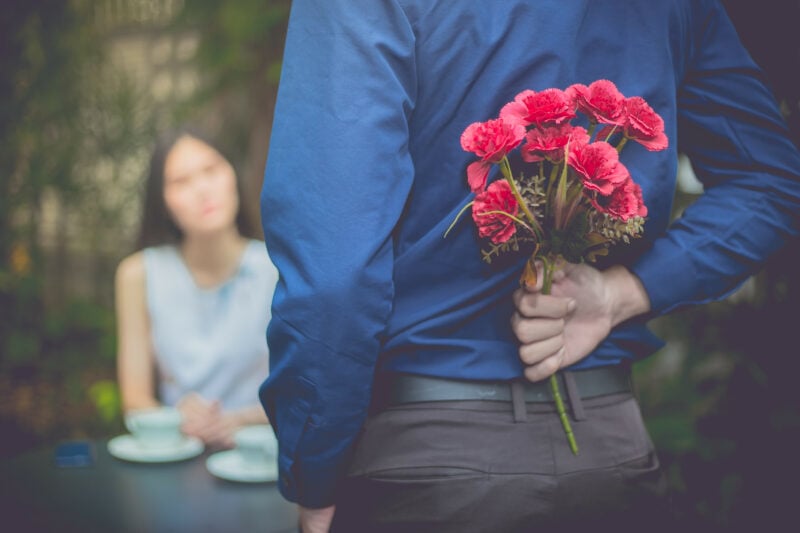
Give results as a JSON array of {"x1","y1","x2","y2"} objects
[
  {"x1": 510, "y1": 380, "x2": 528, "y2": 422},
  {"x1": 563, "y1": 371, "x2": 586, "y2": 421}
]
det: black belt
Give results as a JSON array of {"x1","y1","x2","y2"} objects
[{"x1": 376, "y1": 366, "x2": 632, "y2": 407}]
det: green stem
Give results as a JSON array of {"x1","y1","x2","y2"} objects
[
  {"x1": 550, "y1": 374, "x2": 579, "y2": 455},
  {"x1": 603, "y1": 125, "x2": 618, "y2": 143},
  {"x1": 443, "y1": 201, "x2": 474, "y2": 238},
  {"x1": 586, "y1": 121, "x2": 597, "y2": 140},
  {"x1": 540, "y1": 255, "x2": 554, "y2": 293},
  {"x1": 541, "y1": 257, "x2": 579, "y2": 455},
  {"x1": 476, "y1": 210, "x2": 536, "y2": 236},
  {"x1": 544, "y1": 164, "x2": 559, "y2": 221},
  {"x1": 616, "y1": 136, "x2": 629, "y2": 153},
  {"x1": 500, "y1": 157, "x2": 542, "y2": 240},
  {"x1": 553, "y1": 142, "x2": 571, "y2": 229},
  {"x1": 562, "y1": 181, "x2": 586, "y2": 225}
]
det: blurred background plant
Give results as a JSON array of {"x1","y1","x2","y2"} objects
[
  {"x1": 0, "y1": 0, "x2": 289, "y2": 454},
  {"x1": 630, "y1": 2, "x2": 800, "y2": 529},
  {"x1": 0, "y1": 0, "x2": 796, "y2": 530}
]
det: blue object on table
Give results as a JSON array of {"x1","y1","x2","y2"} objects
[{"x1": 54, "y1": 441, "x2": 93, "y2": 467}]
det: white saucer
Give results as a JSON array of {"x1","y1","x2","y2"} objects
[
  {"x1": 205, "y1": 450, "x2": 278, "y2": 483},
  {"x1": 107, "y1": 434, "x2": 204, "y2": 463}
]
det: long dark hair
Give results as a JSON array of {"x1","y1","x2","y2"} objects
[{"x1": 136, "y1": 127, "x2": 259, "y2": 250}]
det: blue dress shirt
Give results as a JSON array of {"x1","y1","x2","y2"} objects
[{"x1": 260, "y1": 0, "x2": 800, "y2": 507}]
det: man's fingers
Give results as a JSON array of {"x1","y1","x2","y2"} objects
[
  {"x1": 514, "y1": 290, "x2": 575, "y2": 319},
  {"x1": 511, "y1": 314, "x2": 564, "y2": 344},
  {"x1": 518, "y1": 337, "x2": 564, "y2": 366},
  {"x1": 523, "y1": 349, "x2": 565, "y2": 382}
]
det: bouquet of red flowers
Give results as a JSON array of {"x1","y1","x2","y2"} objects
[{"x1": 451, "y1": 80, "x2": 667, "y2": 453}]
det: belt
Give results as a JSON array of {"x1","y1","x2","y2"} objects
[{"x1": 377, "y1": 366, "x2": 632, "y2": 407}]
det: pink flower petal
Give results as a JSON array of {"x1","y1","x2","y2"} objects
[
  {"x1": 499, "y1": 100, "x2": 529, "y2": 128},
  {"x1": 467, "y1": 161, "x2": 491, "y2": 193},
  {"x1": 635, "y1": 131, "x2": 669, "y2": 151}
]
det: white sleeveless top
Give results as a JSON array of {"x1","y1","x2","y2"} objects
[{"x1": 143, "y1": 240, "x2": 278, "y2": 410}]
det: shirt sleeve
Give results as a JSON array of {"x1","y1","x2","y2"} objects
[
  {"x1": 258, "y1": 0, "x2": 416, "y2": 507},
  {"x1": 630, "y1": 0, "x2": 800, "y2": 315}
]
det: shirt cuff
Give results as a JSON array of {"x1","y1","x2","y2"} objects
[{"x1": 629, "y1": 237, "x2": 701, "y2": 316}]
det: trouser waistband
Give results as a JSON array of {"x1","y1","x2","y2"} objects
[{"x1": 374, "y1": 366, "x2": 632, "y2": 409}]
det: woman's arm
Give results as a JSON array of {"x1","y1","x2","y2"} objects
[
  {"x1": 227, "y1": 404, "x2": 269, "y2": 427},
  {"x1": 115, "y1": 252, "x2": 160, "y2": 412}
]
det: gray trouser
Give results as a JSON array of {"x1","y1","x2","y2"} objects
[{"x1": 331, "y1": 392, "x2": 670, "y2": 532}]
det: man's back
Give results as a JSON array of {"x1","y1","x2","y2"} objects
[{"x1": 260, "y1": 0, "x2": 800, "y2": 519}]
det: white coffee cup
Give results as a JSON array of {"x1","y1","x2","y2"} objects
[
  {"x1": 233, "y1": 424, "x2": 277, "y2": 465},
  {"x1": 125, "y1": 407, "x2": 183, "y2": 449}
]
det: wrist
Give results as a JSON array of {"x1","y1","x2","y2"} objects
[
  {"x1": 226, "y1": 409, "x2": 248, "y2": 428},
  {"x1": 603, "y1": 265, "x2": 651, "y2": 328},
  {"x1": 123, "y1": 398, "x2": 160, "y2": 413},
  {"x1": 228, "y1": 405, "x2": 267, "y2": 427}
]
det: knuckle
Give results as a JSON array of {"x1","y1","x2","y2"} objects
[
  {"x1": 522, "y1": 292, "x2": 539, "y2": 310},
  {"x1": 511, "y1": 322, "x2": 530, "y2": 345},
  {"x1": 512, "y1": 289, "x2": 523, "y2": 308},
  {"x1": 541, "y1": 332, "x2": 562, "y2": 353},
  {"x1": 541, "y1": 357, "x2": 560, "y2": 376},
  {"x1": 523, "y1": 365, "x2": 541, "y2": 382},
  {"x1": 552, "y1": 348, "x2": 565, "y2": 369},
  {"x1": 518, "y1": 345, "x2": 537, "y2": 365}
]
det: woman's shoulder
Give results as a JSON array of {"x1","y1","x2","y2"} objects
[
  {"x1": 117, "y1": 245, "x2": 178, "y2": 281},
  {"x1": 116, "y1": 251, "x2": 146, "y2": 287},
  {"x1": 244, "y1": 239, "x2": 270, "y2": 263},
  {"x1": 246, "y1": 238, "x2": 266, "y2": 249},
  {"x1": 243, "y1": 239, "x2": 279, "y2": 277},
  {"x1": 114, "y1": 252, "x2": 149, "y2": 305}
]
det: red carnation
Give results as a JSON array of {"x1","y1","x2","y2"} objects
[
  {"x1": 567, "y1": 79, "x2": 626, "y2": 126},
  {"x1": 620, "y1": 96, "x2": 668, "y2": 151},
  {"x1": 568, "y1": 141, "x2": 630, "y2": 195},
  {"x1": 500, "y1": 88, "x2": 576, "y2": 128},
  {"x1": 472, "y1": 180, "x2": 519, "y2": 244},
  {"x1": 522, "y1": 124, "x2": 590, "y2": 163},
  {"x1": 590, "y1": 177, "x2": 648, "y2": 221},
  {"x1": 461, "y1": 118, "x2": 526, "y2": 192}
]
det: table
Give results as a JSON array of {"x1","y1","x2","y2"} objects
[{"x1": 0, "y1": 439, "x2": 298, "y2": 532}]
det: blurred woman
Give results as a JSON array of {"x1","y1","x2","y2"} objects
[{"x1": 115, "y1": 127, "x2": 277, "y2": 449}]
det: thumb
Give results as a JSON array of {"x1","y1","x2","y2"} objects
[{"x1": 552, "y1": 261, "x2": 579, "y2": 282}]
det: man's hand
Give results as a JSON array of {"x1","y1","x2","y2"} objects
[
  {"x1": 511, "y1": 262, "x2": 650, "y2": 382},
  {"x1": 299, "y1": 505, "x2": 336, "y2": 533}
]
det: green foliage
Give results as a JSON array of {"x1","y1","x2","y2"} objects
[
  {"x1": 2, "y1": 1, "x2": 91, "y2": 257},
  {"x1": 635, "y1": 243, "x2": 800, "y2": 529},
  {"x1": 89, "y1": 380, "x2": 122, "y2": 425},
  {"x1": 0, "y1": 1, "x2": 148, "y2": 453},
  {"x1": 0, "y1": 272, "x2": 43, "y2": 367},
  {"x1": 1, "y1": 286, "x2": 116, "y2": 377},
  {"x1": 165, "y1": 0, "x2": 290, "y2": 175},
  {"x1": 550, "y1": 212, "x2": 589, "y2": 263},
  {"x1": 3, "y1": 331, "x2": 42, "y2": 368},
  {"x1": 0, "y1": 0, "x2": 290, "y2": 456},
  {"x1": 186, "y1": 1, "x2": 287, "y2": 64},
  {"x1": 173, "y1": 0, "x2": 289, "y2": 98}
]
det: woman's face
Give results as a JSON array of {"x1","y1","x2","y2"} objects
[{"x1": 162, "y1": 136, "x2": 240, "y2": 238}]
